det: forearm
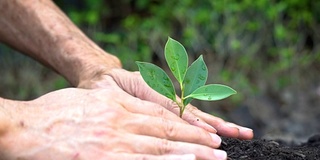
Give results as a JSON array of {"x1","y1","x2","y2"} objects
[{"x1": 0, "y1": 0, "x2": 121, "y2": 86}]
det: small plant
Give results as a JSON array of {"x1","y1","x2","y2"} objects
[{"x1": 136, "y1": 37, "x2": 236, "y2": 117}]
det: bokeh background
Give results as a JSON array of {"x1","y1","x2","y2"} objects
[{"x1": 1, "y1": 0, "x2": 319, "y2": 141}]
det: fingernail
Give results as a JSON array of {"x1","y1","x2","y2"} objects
[
  {"x1": 214, "y1": 150, "x2": 227, "y2": 160},
  {"x1": 210, "y1": 133, "x2": 221, "y2": 146},
  {"x1": 241, "y1": 127, "x2": 253, "y2": 132},
  {"x1": 205, "y1": 123, "x2": 217, "y2": 133},
  {"x1": 226, "y1": 122, "x2": 237, "y2": 128},
  {"x1": 180, "y1": 154, "x2": 196, "y2": 160}
]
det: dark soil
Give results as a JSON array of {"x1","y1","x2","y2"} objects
[{"x1": 219, "y1": 134, "x2": 320, "y2": 160}]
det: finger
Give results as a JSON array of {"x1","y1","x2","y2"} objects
[
  {"x1": 190, "y1": 107, "x2": 254, "y2": 140},
  {"x1": 128, "y1": 82, "x2": 218, "y2": 133},
  {"x1": 104, "y1": 153, "x2": 197, "y2": 160},
  {"x1": 122, "y1": 113, "x2": 222, "y2": 148},
  {"x1": 224, "y1": 122, "x2": 254, "y2": 140},
  {"x1": 152, "y1": 96, "x2": 218, "y2": 133},
  {"x1": 110, "y1": 70, "x2": 217, "y2": 133},
  {"x1": 110, "y1": 70, "x2": 184, "y2": 120},
  {"x1": 178, "y1": 103, "x2": 218, "y2": 133},
  {"x1": 125, "y1": 134, "x2": 227, "y2": 160},
  {"x1": 118, "y1": 92, "x2": 187, "y2": 124}
]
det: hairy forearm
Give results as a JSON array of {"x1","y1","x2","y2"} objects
[{"x1": 0, "y1": 0, "x2": 121, "y2": 86}]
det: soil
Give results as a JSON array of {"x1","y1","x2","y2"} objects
[{"x1": 219, "y1": 134, "x2": 320, "y2": 160}]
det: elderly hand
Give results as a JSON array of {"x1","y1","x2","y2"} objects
[
  {"x1": 1, "y1": 85, "x2": 227, "y2": 160},
  {"x1": 79, "y1": 68, "x2": 254, "y2": 140}
]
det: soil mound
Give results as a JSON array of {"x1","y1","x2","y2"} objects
[{"x1": 219, "y1": 134, "x2": 320, "y2": 160}]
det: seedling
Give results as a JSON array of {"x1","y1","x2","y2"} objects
[{"x1": 136, "y1": 37, "x2": 236, "y2": 117}]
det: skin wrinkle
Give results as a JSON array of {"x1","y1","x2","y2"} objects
[
  {"x1": 0, "y1": 0, "x2": 254, "y2": 159},
  {"x1": 0, "y1": 0, "x2": 121, "y2": 87},
  {"x1": 0, "y1": 99, "x2": 10, "y2": 136},
  {"x1": 0, "y1": 0, "x2": 53, "y2": 67},
  {"x1": 0, "y1": 99, "x2": 28, "y2": 136}
]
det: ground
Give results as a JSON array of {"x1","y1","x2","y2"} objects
[{"x1": 219, "y1": 134, "x2": 320, "y2": 160}]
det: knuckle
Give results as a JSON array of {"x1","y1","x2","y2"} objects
[
  {"x1": 162, "y1": 119, "x2": 177, "y2": 138},
  {"x1": 187, "y1": 105, "x2": 200, "y2": 114},
  {"x1": 215, "y1": 117, "x2": 225, "y2": 124},
  {"x1": 190, "y1": 127, "x2": 214, "y2": 147},
  {"x1": 165, "y1": 99, "x2": 179, "y2": 110},
  {"x1": 157, "y1": 138, "x2": 173, "y2": 154},
  {"x1": 195, "y1": 128, "x2": 209, "y2": 141},
  {"x1": 135, "y1": 155, "x2": 149, "y2": 160},
  {"x1": 154, "y1": 106, "x2": 166, "y2": 117}
]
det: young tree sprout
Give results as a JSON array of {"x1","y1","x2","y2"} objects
[{"x1": 136, "y1": 37, "x2": 236, "y2": 117}]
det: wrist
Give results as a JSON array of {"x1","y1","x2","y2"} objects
[
  {"x1": 0, "y1": 98, "x2": 13, "y2": 137},
  {"x1": 72, "y1": 48, "x2": 122, "y2": 88},
  {"x1": 0, "y1": 0, "x2": 122, "y2": 88},
  {"x1": 56, "y1": 39, "x2": 122, "y2": 87},
  {"x1": 42, "y1": 12, "x2": 122, "y2": 87},
  {"x1": 0, "y1": 98, "x2": 27, "y2": 158}
]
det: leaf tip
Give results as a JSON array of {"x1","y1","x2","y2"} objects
[
  {"x1": 135, "y1": 61, "x2": 143, "y2": 67},
  {"x1": 231, "y1": 88, "x2": 237, "y2": 94},
  {"x1": 167, "y1": 37, "x2": 179, "y2": 44}
]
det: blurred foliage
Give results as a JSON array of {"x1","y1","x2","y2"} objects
[
  {"x1": 55, "y1": 0, "x2": 320, "y2": 103},
  {"x1": 1, "y1": 0, "x2": 319, "y2": 105},
  {"x1": 0, "y1": 45, "x2": 69, "y2": 100}
]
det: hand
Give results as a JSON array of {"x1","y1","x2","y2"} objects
[
  {"x1": 1, "y1": 87, "x2": 227, "y2": 160},
  {"x1": 79, "y1": 68, "x2": 254, "y2": 140}
]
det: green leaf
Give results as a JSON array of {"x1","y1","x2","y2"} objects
[
  {"x1": 165, "y1": 37, "x2": 188, "y2": 83},
  {"x1": 182, "y1": 55, "x2": 208, "y2": 105},
  {"x1": 186, "y1": 84, "x2": 236, "y2": 101},
  {"x1": 136, "y1": 62, "x2": 176, "y2": 101}
]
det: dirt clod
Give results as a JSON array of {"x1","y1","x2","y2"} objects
[{"x1": 219, "y1": 134, "x2": 320, "y2": 160}]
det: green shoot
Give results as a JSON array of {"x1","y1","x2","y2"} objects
[{"x1": 136, "y1": 37, "x2": 236, "y2": 117}]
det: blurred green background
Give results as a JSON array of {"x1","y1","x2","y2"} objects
[{"x1": 0, "y1": 0, "x2": 320, "y2": 139}]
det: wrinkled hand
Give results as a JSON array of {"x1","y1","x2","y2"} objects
[
  {"x1": 80, "y1": 68, "x2": 253, "y2": 140},
  {"x1": 2, "y1": 87, "x2": 227, "y2": 160}
]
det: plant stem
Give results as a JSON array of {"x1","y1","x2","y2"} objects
[
  {"x1": 177, "y1": 101, "x2": 184, "y2": 118},
  {"x1": 178, "y1": 83, "x2": 185, "y2": 118}
]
